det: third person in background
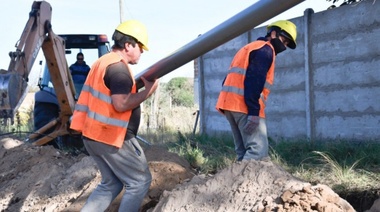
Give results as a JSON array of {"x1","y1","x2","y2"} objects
[
  {"x1": 216, "y1": 20, "x2": 297, "y2": 161},
  {"x1": 69, "y1": 52, "x2": 91, "y2": 98}
]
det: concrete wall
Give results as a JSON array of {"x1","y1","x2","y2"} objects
[{"x1": 197, "y1": 0, "x2": 380, "y2": 141}]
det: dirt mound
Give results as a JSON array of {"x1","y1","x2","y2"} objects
[
  {"x1": 0, "y1": 137, "x2": 98, "y2": 212},
  {"x1": 100, "y1": 145, "x2": 196, "y2": 212},
  {"x1": 1, "y1": 137, "x2": 371, "y2": 212},
  {"x1": 0, "y1": 137, "x2": 195, "y2": 212},
  {"x1": 152, "y1": 159, "x2": 355, "y2": 212}
]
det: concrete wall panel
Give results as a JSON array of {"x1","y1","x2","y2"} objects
[
  {"x1": 198, "y1": 0, "x2": 380, "y2": 141},
  {"x1": 316, "y1": 115, "x2": 380, "y2": 139}
]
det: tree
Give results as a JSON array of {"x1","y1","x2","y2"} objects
[{"x1": 165, "y1": 77, "x2": 194, "y2": 107}]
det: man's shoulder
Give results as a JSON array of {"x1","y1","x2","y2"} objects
[{"x1": 70, "y1": 63, "x2": 90, "y2": 71}]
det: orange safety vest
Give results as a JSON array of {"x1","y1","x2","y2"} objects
[
  {"x1": 70, "y1": 52, "x2": 136, "y2": 148},
  {"x1": 216, "y1": 40, "x2": 275, "y2": 118}
]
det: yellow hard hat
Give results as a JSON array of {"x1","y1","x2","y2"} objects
[
  {"x1": 115, "y1": 20, "x2": 149, "y2": 51},
  {"x1": 267, "y1": 20, "x2": 297, "y2": 49}
]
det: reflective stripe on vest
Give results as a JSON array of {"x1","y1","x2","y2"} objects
[
  {"x1": 74, "y1": 104, "x2": 129, "y2": 128},
  {"x1": 216, "y1": 40, "x2": 275, "y2": 118},
  {"x1": 81, "y1": 84, "x2": 112, "y2": 103},
  {"x1": 221, "y1": 85, "x2": 244, "y2": 96}
]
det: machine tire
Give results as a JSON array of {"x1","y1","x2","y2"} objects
[
  {"x1": 33, "y1": 102, "x2": 60, "y2": 148},
  {"x1": 33, "y1": 102, "x2": 87, "y2": 154}
]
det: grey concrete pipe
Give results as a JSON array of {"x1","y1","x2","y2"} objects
[{"x1": 135, "y1": 0, "x2": 304, "y2": 89}]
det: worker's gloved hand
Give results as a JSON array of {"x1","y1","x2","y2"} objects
[{"x1": 243, "y1": 115, "x2": 260, "y2": 134}]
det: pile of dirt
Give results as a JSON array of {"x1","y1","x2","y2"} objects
[
  {"x1": 0, "y1": 137, "x2": 378, "y2": 212},
  {"x1": 0, "y1": 137, "x2": 98, "y2": 212},
  {"x1": 0, "y1": 137, "x2": 195, "y2": 212},
  {"x1": 153, "y1": 159, "x2": 355, "y2": 212}
]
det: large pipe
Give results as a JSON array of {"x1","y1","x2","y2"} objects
[{"x1": 135, "y1": 0, "x2": 304, "y2": 88}]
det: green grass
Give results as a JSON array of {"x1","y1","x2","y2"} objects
[
  {"x1": 139, "y1": 131, "x2": 380, "y2": 210},
  {"x1": 140, "y1": 131, "x2": 236, "y2": 174},
  {"x1": 141, "y1": 131, "x2": 380, "y2": 178},
  {"x1": 270, "y1": 139, "x2": 380, "y2": 172}
]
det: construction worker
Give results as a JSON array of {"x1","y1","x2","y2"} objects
[
  {"x1": 216, "y1": 20, "x2": 297, "y2": 161},
  {"x1": 70, "y1": 20, "x2": 159, "y2": 212}
]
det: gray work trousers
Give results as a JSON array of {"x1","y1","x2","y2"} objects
[
  {"x1": 81, "y1": 137, "x2": 151, "y2": 212},
  {"x1": 224, "y1": 111, "x2": 269, "y2": 161}
]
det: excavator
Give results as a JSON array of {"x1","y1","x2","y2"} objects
[
  {"x1": 0, "y1": 0, "x2": 303, "y2": 148},
  {"x1": 0, "y1": 1, "x2": 110, "y2": 150}
]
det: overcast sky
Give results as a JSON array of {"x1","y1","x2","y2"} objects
[{"x1": 0, "y1": 0, "x2": 334, "y2": 83}]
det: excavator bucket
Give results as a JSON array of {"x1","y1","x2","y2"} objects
[
  {"x1": 0, "y1": 1, "x2": 51, "y2": 122},
  {"x1": 0, "y1": 70, "x2": 28, "y2": 121}
]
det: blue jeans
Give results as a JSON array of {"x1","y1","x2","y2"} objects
[
  {"x1": 224, "y1": 111, "x2": 269, "y2": 161},
  {"x1": 81, "y1": 137, "x2": 151, "y2": 212}
]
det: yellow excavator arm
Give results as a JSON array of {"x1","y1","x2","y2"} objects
[
  {"x1": 0, "y1": 1, "x2": 52, "y2": 121},
  {"x1": 0, "y1": 1, "x2": 76, "y2": 145}
]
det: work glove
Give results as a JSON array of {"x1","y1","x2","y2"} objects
[{"x1": 243, "y1": 115, "x2": 260, "y2": 134}]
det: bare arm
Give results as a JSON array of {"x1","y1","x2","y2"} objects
[{"x1": 112, "y1": 77, "x2": 159, "y2": 112}]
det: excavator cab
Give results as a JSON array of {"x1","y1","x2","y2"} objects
[
  {"x1": 33, "y1": 34, "x2": 110, "y2": 150},
  {"x1": 35, "y1": 34, "x2": 110, "y2": 105}
]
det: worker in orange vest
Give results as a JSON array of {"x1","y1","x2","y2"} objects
[
  {"x1": 216, "y1": 20, "x2": 297, "y2": 161},
  {"x1": 70, "y1": 20, "x2": 159, "y2": 212}
]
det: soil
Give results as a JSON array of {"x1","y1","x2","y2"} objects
[
  {"x1": 0, "y1": 138, "x2": 195, "y2": 212},
  {"x1": 0, "y1": 92, "x2": 379, "y2": 212},
  {"x1": 1, "y1": 136, "x2": 379, "y2": 212}
]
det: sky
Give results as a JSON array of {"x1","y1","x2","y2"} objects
[{"x1": 0, "y1": 0, "x2": 335, "y2": 84}]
